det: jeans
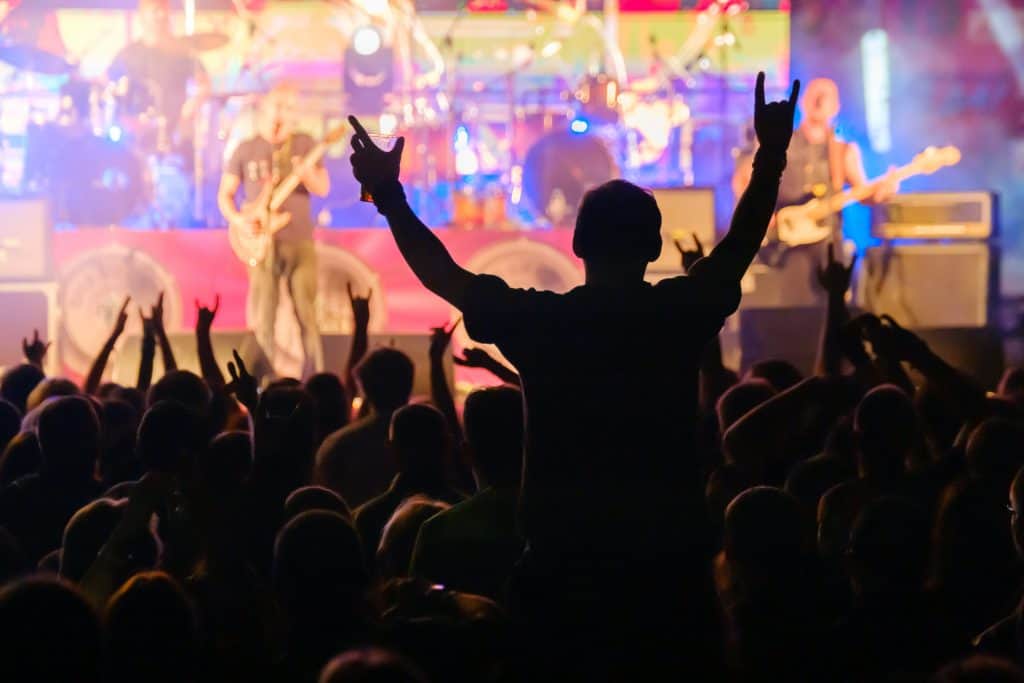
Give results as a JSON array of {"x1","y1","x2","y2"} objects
[{"x1": 246, "y1": 239, "x2": 323, "y2": 380}]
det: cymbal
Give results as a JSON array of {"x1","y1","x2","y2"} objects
[
  {"x1": 0, "y1": 44, "x2": 70, "y2": 75},
  {"x1": 176, "y1": 32, "x2": 230, "y2": 52}
]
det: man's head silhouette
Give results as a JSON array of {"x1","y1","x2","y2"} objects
[{"x1": 572, "y1": 180, "x2": 662, "y2": 274}]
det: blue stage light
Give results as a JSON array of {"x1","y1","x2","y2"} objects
[{"x1": 569, "y1": 118, "x2": 589, "y2": 134}]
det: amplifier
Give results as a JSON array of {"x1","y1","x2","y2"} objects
[
  {"x1": 648, "y1": 187, "x2": 716, "y2": 273},
  {"x1": 871, "y1": 192, "x2": 996, "y2": 240},
  {"x1": 857, "y1": 242, "x2": 997, "y2": 328},
  {"x1": 0, "y1": 199, "x2": 52, "y2": 280}
]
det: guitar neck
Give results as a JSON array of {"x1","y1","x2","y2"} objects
[
  {"x1": 268, "y1": 140, "x2": 330, "y2": 211},
  {"x1": 821, "y1": 163, "x2": 918, "y2": 216}
]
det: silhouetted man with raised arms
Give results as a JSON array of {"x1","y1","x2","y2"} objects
[{"x1": 349, "y1": 72, "x2": 798, "y2": 679}]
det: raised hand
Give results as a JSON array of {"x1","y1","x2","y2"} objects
[
  {"x1": 348, "y1": 115, "x2": 405, "y2": 193},
  {"x1": 196, "y1": 294, "x2": 220, "y2": 332},
  {"x1": 452, "y1": 346, "x2": 496, "y2": 369},
  {"x1": 754, "y1": 71, "x2": 800, "y2": 154},
  {"x1": 674, "y1": 233, "x2": 705, "y2": 273},
  {"x1": 112, "y1": 295, "x2": 131, "y2": 338},
  {"x1": 429, "y1": 318, "x2": 461, "y2": 361},
  {"x1": 151, "y1": 291, "x2": 167, "y2": 335},
  {"x1": 347, "y1": 282, "x2": 372, "y2": 330},
  {"x1": 22, "y1": 329, "x2": 50, "y2": 368},
  {"x1": 225, "y1": 349, "x2": 258, "y2": 412},
  {"x1": 816, "y1": 243, "x2": 857, "y2": 295},
  {"x1": 877, "y1": 314, "x2": 929, "y2": 361}
]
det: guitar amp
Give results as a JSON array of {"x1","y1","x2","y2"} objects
[{"x1": 871, "y1": 192, "x2": 997, "y2": 240}]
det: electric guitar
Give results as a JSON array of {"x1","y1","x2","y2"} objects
[
  {"x1": 775, "y1": 145, "x2": 962, "y2": 247},
  {"x1": 228, "y1": 124, "x2": 346, "y2": 267}
]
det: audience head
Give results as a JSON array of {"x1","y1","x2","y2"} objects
[
  {"x1": 724, "y1": 486, "x2": 811, "y2": 590},
  {"x1": 146, "y1": 370, "x2": 212, "y2": 417},
  {"x1": 60, "y1": 498, "x2": 159, "y2": 583},
  {"x1": 306, "y1": 372, "x2": 350, "y2": 443},
  {"x1": 257, "y1": 386, "x2": 316, "y2": 487},
  {"x1": 196, "y1": 430, "x2": 251, "y2": 497},
  {"x1": 0, "y1": 525, "x2": 27, "y2": 584},
  {"x1": 356, "y1": 348, "x2": 414, "y2": 414},
  {"x1": 0, "y1": 430, "x2": 41, "y2": 486},
  {"x1": 26, "y1": 377, "x2": 79, "y2": 413},
  {"x1": 934, "y1": 655, "x2": 1024, "y2": 683},
  {"x1": 463, "y1": 386, "x2": 523, "y2": 489},
  {"x1": 137, "y1": 400, "x2": 203, "y2": 476},
  {"x1": 319, "y1": 647, "x2": 429, "y2": 683},
  {"x1": 98, "y1": 399, "x2": 141, "y2": 486},
  {"x1": 854, "y1": 385, "x2": 917, "y2": 480},
  {"x1": 572, "y1": 179, "x2": 662, "y2": 267},
  {"x1": 37, "y1": 395, "x2": 100, "y2": 481},
  {"x1": 376, "y1": 495, "x2": 450, "y2": 579},
  {"x1": 0, "y1": 577, "x2": 101, "y2": 682},
  {"x1": 1009, "y1": 467, "x2": 1024, "y2": 560},
  {"x1": 0, "y1": 399, "x2": 20, "y2": 454},
  {"x1": 389, "y1": 403, "x2": 450, "y2": 484},
  {"x1": 846, "y1": 497, "x2": 930, "y2": 598},
  {"x1": 745, "y1": 360, "x2": 803, "y2": 393},
  {"x1": 285, "y1": 485, "x2": 350, "y2": 522},
  {"x1": 273, "y1": 511, "x2": 367, "y2": 616},
  {"x1": 966, "y1": 418, "x2": 1024, "y2": 485},
  {"x1": 717, "y1": 379, "x2": 776, "y2": 434},
  {"x1": 998, "y1": 367, "x2": 1024, "y2": 404},
  {"x1": 104, "y1": 571, "x2": 199, "y2": 683},
  {"x1": 0, "y1": 363, "x2": 44, "y2": 414}
]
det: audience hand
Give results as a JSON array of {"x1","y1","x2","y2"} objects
[
  {"x1": 196, "y1": 295, "x2": 220, "y2": 333},
  {"x1": 876, "y1": 314, "x2": 930, "y2": 362},
  {"x1": 21, "y1": 329, "x2": 50, "y2": 368},
  {"x1": 453, "y1": 346, "x2": 498, "y2": 369},
  {"x1": 753, "y1": 71, "x2": 800, "y2": 154},
  {"x1": 817, "y1": 243, "x2": 857, "y2": 295},
  {"x1": 111, "y1": 295, "x2": 131, "y2": 339},
  {"x1": 347, "y1": 282, "x2": 372, "y2": 330},
  {"x1": 429, "y1": 318, "x2": 461, "y2": 362},
  {"x1": 225, "y1": 349, "x2": 258, "y2": 412},
  {"x1": 348, "y1": 115, "x2": 405, "y2": 192},
  {"x1": 675, "y1": 234, "x2": 705, "y2": 273}
]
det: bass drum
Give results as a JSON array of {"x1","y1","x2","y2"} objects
[
  {"x1": 521, "y1": 131, "x2": 617, "y2": 226},
  {"x1": 49, "y1": 133, "x2": 144, "y2": 225}
]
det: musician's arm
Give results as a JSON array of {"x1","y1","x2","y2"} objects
[
  {"x1": 299, "y1": 164, "x2": 330, "y2": 198},
  {"x1": 217, "y1": 173, "x2": 244, "y2": 226},
  {"x1": 844, "y1": 142, "x2": 870, "y2": 189}
]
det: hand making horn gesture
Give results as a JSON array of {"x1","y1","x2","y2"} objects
[{"x1": 753, "y1": 71, "x2": 800, "y2": 154}]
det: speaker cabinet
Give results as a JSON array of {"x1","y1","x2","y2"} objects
[
  {"x1": 648, "y1": 187, "x2": 716, "y2": 274},
  {"x1": 0, "y1": 199, "x2": 51, "y2": 281},
  {"x1": 112, "y1": 332, "x2": 450, "y2": 396},
  {"x1": 857, "y1": 242, "x2": 997, "y2": 328}
]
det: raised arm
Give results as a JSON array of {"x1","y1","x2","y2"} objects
[
  {"x1": 815, "y1": 244, "x2": 856, "y2": 377},
  {"x1": 429, "y1": 319, "x2": 463, "y2": 446},
  {"x1": 150, "y1": 291, "x2": 178, "y2": 373},
  {"x1": 22, "y1": 329, "x2": 51, "y2": 372},
  {"x1": 195, "y1": 295, "x2": 225, "y2": 389},
  {"x1": 84, "y1": 296, "x2": 130, "y2": 394},
  {"x1": 691, "y1": 74, "x2": 799, "y2": 285},
  {"x1": 348, "y1": 116, "x2": 475, "y2": 309},
  {"x1": 344, "y1": 283, "x2": 371, "y2": 401}
]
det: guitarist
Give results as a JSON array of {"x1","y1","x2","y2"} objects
[
  {"x1": 732, "y1": 77, "x2": 898, "y2": 304},
  {"x1": 218, "y1": 83, "x2": 330, "y2": 380}
]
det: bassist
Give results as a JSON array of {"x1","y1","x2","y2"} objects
[
  {"x1": 218, "y1": 84, "x2": 330, "y2": 380},
  {"x1": 732, "y1": 77, "x2": 898, "y2": 303}
]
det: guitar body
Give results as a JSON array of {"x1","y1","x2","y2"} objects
[
  {"x1": 775, "y1": 201, "x2": 833, "y2": 247},
  {"x1": 229, "y1": 197, "x2": 292, "y2": 267}
]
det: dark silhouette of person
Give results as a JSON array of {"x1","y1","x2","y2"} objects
[
  {"x1": 410, "y1": 385, "x2": 525, "y2": 600},
  {"x1": 319, "y1": 647, "x2": 428, "y2": 683},
  {"x1": 0, "y1": 396, "x2": 103, "y2": 563},
  {"x1": 349, "y1": 71, "x2": 799, "y2": 680},
  {"x1": 59, "y1": 497, "x2": 159, "y2": 585},
  {"x1": 286, "y1": 485, "x2": 352, "y2": 523},
  {"x1": 306, "y1": 372, "x2": 351, "y2": 449},
  {"x1": 316, "y1": 348, "x2": 414, "y2": 508},
  {"x1": 0, "y1": 363, "x2": 44, "y2": 415},
  {"x1": 0, "y1": 576, "x2": 102, "y2": 682},
  {"x1": 353, "y1": 403, "x2": 465, "y2": 572},
  {"x1": 376, "y1": 495, "x2": 450, "y2": 580},
  {"x1": 0, "y1": 431, "x2": 41, "y2": 487},
  {"x1": 103, "y1": 571, "x2": 200, "y2": 683}
]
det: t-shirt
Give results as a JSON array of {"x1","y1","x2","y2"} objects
[
  {"x1": 108, "y1": 41, "x2": 201, "y2": 135},
  {"x1": 461, "y1": 272, "x2": 740, "y2": 558},
  {"x1": 226, "y1": 133, "x2": 319, "y2": 243}
]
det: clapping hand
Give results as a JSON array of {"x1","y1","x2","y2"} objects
[
  {"x1": 674, "y1": 233, "x2": 705, "y2": 273},
  {"x1": 22, "y1": 329, "x2": 50, "y2": 368},
  {"x1": 754, "y1": 71, "x2": 800, "y2": 154},
  {"x1": 817, "y1": 243, "x2": 857, "y2": 295},
  {"x1": 348, "y1": 115, "x2": 404, "y2": 194}
]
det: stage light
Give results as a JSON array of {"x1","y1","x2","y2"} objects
[
  {"x1": 379, "y1": 112, "x2": 398, "y2": 135},
  {"x1": 540, "y1": 40, "x2": 562, "y2": 58},
  {"x1": 108, "y1": 125, "x2": 122, "y2": 143},
  {"x1": 569, "y1": 117, "x2": 589, "y2": 134},
  {"x1": 353, "y1": 26, "x2": 382, "y2": 56},
  {"x1": 860, "y1": 28, "x2": 892, "y2": 153}
]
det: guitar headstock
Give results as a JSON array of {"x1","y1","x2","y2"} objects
[{"x1": 911, "y1": 145, "x2": 962, "y2": 175}]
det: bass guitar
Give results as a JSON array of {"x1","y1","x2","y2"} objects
[
  {"x1": 228, "y1": 123, "x2": 346, "y2": 267},
  {"x1": 775, "y1": 145, "x2": 962, "y2": 247}
]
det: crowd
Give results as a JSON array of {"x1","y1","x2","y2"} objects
[{"x1": 0, "y1": 73, "x2": 1022, "y2": 682}]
